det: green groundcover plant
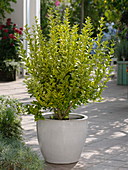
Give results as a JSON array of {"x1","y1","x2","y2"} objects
[
  {"x1": 18, "y1": 8, "x2": 114, "y2": 120},
  {"x1": 0, "y1": 135, "x2": 44, "y2": 170}
]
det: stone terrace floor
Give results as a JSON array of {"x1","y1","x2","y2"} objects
[{"x1": 0, "y1": 78, "x2": 128, "y2": 170}]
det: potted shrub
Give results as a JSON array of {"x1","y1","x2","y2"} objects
[
  {"x1": 114, "y1": 39, "x2": 128, "y2": 85},
  {"x1": 0, "y1": 18, "x2": 23, "y2": 81},
  {"x1": 18, "y1": 9, "x2": 114, "y2": 164}
]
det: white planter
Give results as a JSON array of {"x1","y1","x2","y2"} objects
[{"x1": 37, "y1": 113, "x2": 88, "y2": 164}]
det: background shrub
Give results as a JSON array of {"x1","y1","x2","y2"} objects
[
  {"x1": 0, "y1": 95, "x2": 25, "y2": 140},
  {"x1": 0, "y1": 96, "x2": 44, "y2": 169}
]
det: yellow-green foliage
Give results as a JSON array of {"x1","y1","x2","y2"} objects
[{"x1": 19, "y1": 9, "x2": 114, "y2": 120}]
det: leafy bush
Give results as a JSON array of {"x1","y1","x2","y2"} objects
[
  {"x1": 0, "y1": 95, "x2": 25, "y2": 140},
  {"x1": 0, "y1": 135, "x2": 44, "y2": 170},
  {"x1": 18, "y1": 9, "x2": 114, "y2": 120},
  {"x1": 0, "y1": 18, "x2": 23, "y2": 72},
  {"x1": 0, "y1": 0, "x2": 17, "y2": 20},
  {"x1": 41, "y1": 0, "x2": 61, "y2": 37},
  {"x1": 0, "y1": 18, "x2": 23, "y2": 61}
]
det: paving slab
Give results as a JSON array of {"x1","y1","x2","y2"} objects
[{"x1": 0, "y1": 78, "x2": 128, "y2": 170}]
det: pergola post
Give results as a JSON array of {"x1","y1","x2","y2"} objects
[{"x1": 24, "y1": 0, "x2": 40, "y2": 27}]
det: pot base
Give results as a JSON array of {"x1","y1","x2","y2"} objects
[{"x1": 37, "y1": 113, "x2": 88, "y2": 164}]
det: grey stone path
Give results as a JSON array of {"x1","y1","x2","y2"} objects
[{"x1": 0, "y1": 78, "x2": 128, "y2": 170}]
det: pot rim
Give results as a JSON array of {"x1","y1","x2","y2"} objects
[{"x1": 40, "y1": 113, "x2": 88, "y2": 121}]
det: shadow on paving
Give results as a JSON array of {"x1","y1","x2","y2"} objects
[
  {"x1": 1, "y1": 78, "x2": 128, "y2": 169},
  {"x1": 22, "y1": 90, "x2": 128, "y2": 169}
]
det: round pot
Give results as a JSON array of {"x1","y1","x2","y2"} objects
[{"x1": 37, "y1": 113, "x2": 88, "y2": 164}]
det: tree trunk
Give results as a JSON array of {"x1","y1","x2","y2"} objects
[{"x1": 80, "y1": 0, "x2": 84, "y2": 30}]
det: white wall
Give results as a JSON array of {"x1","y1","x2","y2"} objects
[
  {"x1": 5, "y1": 0, "x2": 40, "y2": 28},
  {"x1": 5, "y1": 0, "x2": 23, "y2": 28}
]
